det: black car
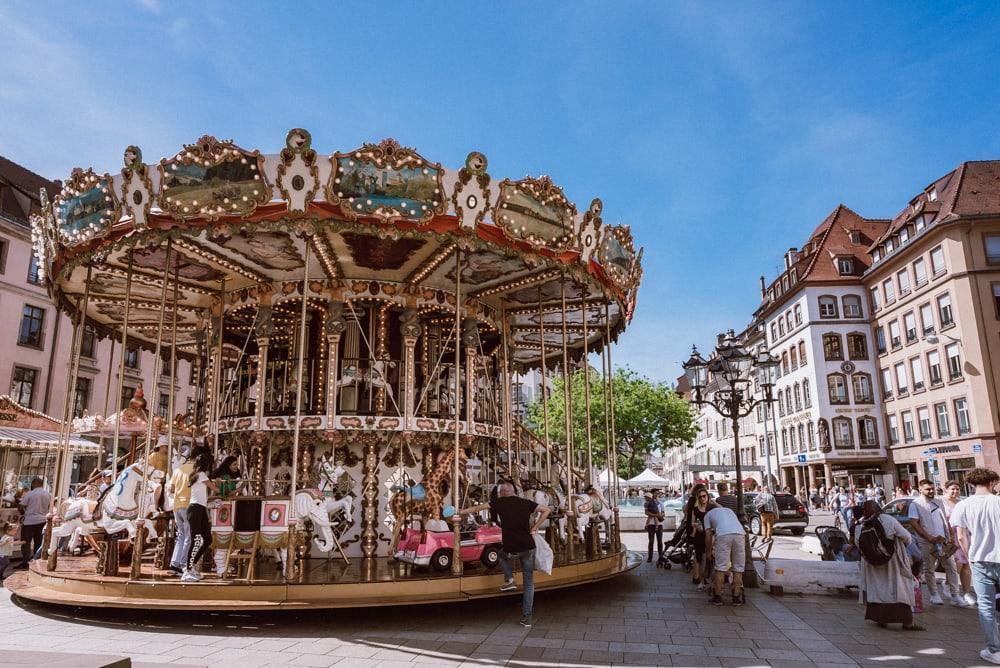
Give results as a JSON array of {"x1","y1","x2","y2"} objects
[{"x1": 743, "y1": 492, "x2": 809, "y2": 536}]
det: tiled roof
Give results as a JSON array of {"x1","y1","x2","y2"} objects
[{"x1": 0, "y1": 155, "x2": 58, "y2": 226}]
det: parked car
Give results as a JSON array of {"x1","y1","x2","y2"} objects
[
  {"x1": 395, "y1": 525, "x2": 502, "y2": 572},
  {"x1": 743, "y1": 492, "x2": 808, "y2": 536}
]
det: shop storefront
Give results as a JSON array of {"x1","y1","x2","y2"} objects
[{"x1": 889, "y1": 439, "x2": 997, "y2": 494}]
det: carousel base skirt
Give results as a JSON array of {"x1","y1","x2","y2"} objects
[{"x1": 6, "y1": 550, "x2": 640, "y2": 611}]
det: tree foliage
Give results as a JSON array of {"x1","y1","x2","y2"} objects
[{"x1": 525, "y1": 366, "x2": 698, "y2": 479}]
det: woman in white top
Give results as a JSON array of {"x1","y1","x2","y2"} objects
[
  {"x1": 182, "y1": 446, "x2": 217, "y2": 582},
  {"x1": 942, "y1": 480, "x2": 978, "y2": 606}
]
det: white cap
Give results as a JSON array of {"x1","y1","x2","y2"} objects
[{"x1": 156, "y1": 435, "x2": 169, "y2": 447}]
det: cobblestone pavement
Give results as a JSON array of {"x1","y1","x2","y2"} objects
[{"x1": 0, "y1": 533, "x2": 992, "y2": 667}]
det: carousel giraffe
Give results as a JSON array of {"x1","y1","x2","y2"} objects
[{"x1": 388, "y1": 448, "x2": 467, "y2": 558}]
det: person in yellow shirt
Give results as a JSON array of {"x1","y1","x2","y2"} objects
[
  {"x1": 167, "y1": 448, "x2": 194, "y2": 575},
  {"x1": 148, "y1": 436, "x2": 169, "y2": 475}
]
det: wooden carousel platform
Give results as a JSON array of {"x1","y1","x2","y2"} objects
[{"x1": 6, "y1": 549, "x2": 640, "y2": 611}]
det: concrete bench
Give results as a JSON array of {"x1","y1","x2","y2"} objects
[
  {"x1": 760, "y1": 557, "x2": 859, "y2": 595},
  {"x1": 3, "y1": 650, "x2": 129, "y2": 667}
]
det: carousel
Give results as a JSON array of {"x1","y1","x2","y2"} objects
[{"x1": 7, "y1": 131, "x2": 643, "y2": 610}]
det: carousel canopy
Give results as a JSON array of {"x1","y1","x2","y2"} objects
[
  {"x1": 31, "y1": 133, "x2": 643, "y2": 371},
  {"x1": 625, "y1": 468, "x2": 668, "y2": 487}
]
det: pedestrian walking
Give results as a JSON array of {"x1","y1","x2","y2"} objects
[
  {"x1": 644, "y1": 490, "x2": 664, "y2": 562},
  {"x1": 855, "y1": 500, "x2": 923, "y2": 630},
  {"x1": 17, "y1": 477, "x2": 50, "y2": 566},
  {"x1": 182, "y1": 446, "x2": 216, "y2": 583},
  {"x1": 452, "y1": 481, "x2": 551, "y2": 627},
  {"x1": 704, "y1": 502, "x2": 746, "y2": 606},
  {"x1": 754, "y1": 486, "x2": 778, "y2": 541},
  {"x1": 942, "y1": 480, "x2": 979, "y2": 606},
  {"x1": 168, "y1": 449, "x2": 194, "y2": 575},
  {"x1": 951, "y1": 467, "x2": 1000, "y2": 665},
  {"x1": 685, "y1": 483, "x2": 714, "y2": 591},
  {"x1": 907, "y1": 479, "x2": 965, "y2": 606}
]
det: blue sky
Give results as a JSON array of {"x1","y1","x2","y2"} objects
[{"x1": 3, "y1": 2, "x2": 1000, "y2": 383}]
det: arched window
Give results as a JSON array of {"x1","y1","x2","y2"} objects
[
  {"x1": 852, "y1": 373, "x2": 873, "y2": 403},
  {"x1": 823, "y1": 333, "x2": 843, "y2": 361},
  {"x1": 827, "y1": 373, "x2": 848, "y2": 404},
  {"x1": 789, "y1": 425, "x2": 796, "y2": 450},
  {"x1": 794, "y1": 304, "x2": 802, "y2": 326},
  {"x1": 793, "y1": 383, "x2": 802, "y2": 411},
  {"x1": 858, "y1": 416, "x2": 879, "y2": 448},
  {"x1": 781, "y1": 351, "x2": 789, "y2": 375},
  {"x1": 798, "y1": 340, "x2": 807, "y2": 366},
  {"x1": 781, "y1": 428, "x2": 789, "y2": 455},
  {"x1": 778, "y1": 391, "x2": 785, "y2": 416},
  {"x1": 832, "y1": 417, "x2": 854, "y2": 449},
  {"x1": 819, "y1": 295, "x2": 839, "y2": 319},
  {"x1": 803, "y1": 379, "x2": 812, "y2": 407},
  {"x1": 790, "y1": 346, "x2": 798, "y2": 369},
  {"x1": 847, "y1": 332, "x2": 868, "y2": 360},
  {"x1": 842, "y1": 294, "x2": 863, "y2": 318},
  {"x1": 807, "y1": 421, "x2": 816, "y2": 450},
  {"x1": 785, "y1": 387, "x2": 792, "y2": 412},
  {"x1": 797, "y1": 424, "x2": 805, "y2": 452}
]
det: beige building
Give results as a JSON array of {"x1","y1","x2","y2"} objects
[{"x1": 865, "y1": 161, "x2": 1000, "y2": 490}]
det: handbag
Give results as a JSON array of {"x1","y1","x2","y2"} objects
[{"x1": 937, "y1": 542, "x2": 959, "y2": 559}]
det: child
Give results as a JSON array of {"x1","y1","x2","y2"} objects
[{"x1": 0, "y1": 522, "x2": 17, "y2": 582}]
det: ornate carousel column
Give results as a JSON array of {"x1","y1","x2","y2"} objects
[
  {"x1": 254, "y1": 285, "x2": 275, "y2": 430},
  {"x1": 110, "y1": 249, "x2": 135, "y2": 483},
  {"x1": 324, "y1": 297, "x2": 347, "y2": 425},
  {"x1": 462, "y1": 317, "x2": 477, "y2": 433},
  {"x1": 359, "y1": 431, "x2": 380, "y2": 559},
  {"x1": 286, "y1": 236, "x2": 311, "y2": 576},
  {"x1": 207, "y1": 281, "x2": 226, "y2": 456},
  {"x1": 400, "y1": 306, "x2": 421, "y2": 422},
  {"x1": 560, "y1": 279, "x2": 576, "y2": 562},
  {"x1": 500, "y1": 306, "x2": 513, "y2": 477},
  {"x1": 451, "y1": 250, "x2": 463, "y2": 575},
  {"x1": 581, "y1": 293, "x2": 594, "y2": 484},
  {"x1": 537, "y1": 287, "x2": 552, "y2": 481}
]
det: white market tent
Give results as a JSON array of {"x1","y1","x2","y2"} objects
[
  {"x1": 625, "y1": 467, "x2": 668, "y2": 487},
  {"x1": 597, "y1": 468, "x2": 624, "y2": 486}
]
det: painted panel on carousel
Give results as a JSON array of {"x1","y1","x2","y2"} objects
[
  {"x1": 54, "y1": 168, "x2": 119, "y2": 246},
  {"x1": 158, "y1": 135, "x2": 272, "y2": 222},
  {"x1": 578, "y1": 198, "x2": 603, "y2": 263},
  {"x1": 325, "y1": 139, "x2": 445, "y2": 225},
  {"x1": 276, "y1": 128, "x2": 320, "y2": 213},
  {"x1": 451, "y1": 151, "x2": 491, "y2": 230},
  {"x1": 494, "y1": 176, "x2": 577, "y2": 250},
  {"x1": 120, "y1": 146, "x2": 153, "y2": 229},
  {"x1": 598, "y1": 225, "x2": 637, "y2": 291}
]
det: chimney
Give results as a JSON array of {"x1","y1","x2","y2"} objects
[
  {"x1": 784, "y1": 247, "x2": 798, "y2": 269},
  {"x1": 759, "y1": 275, "x2": 766, "y2": 300}
]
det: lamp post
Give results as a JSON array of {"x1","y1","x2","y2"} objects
[{"x1": 682, "y1": 332, "x2": 779, "y2": 589}]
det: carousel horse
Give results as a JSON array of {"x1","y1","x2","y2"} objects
[
  {"x1": 292, "y1": 489, "x2": 355, "y2": 553},
  {"x1": 50, "y1": 464, "x2": 162, "y2": 554},
  {"x1": 388, "y1": 448, "x2": 467, "y2": 558},
  {"x1": 569, "y1": 486, "x2": 614, "y2": 541},
  {"x1": 521, "y1": 481, "x2": 567, "y2": 540}
]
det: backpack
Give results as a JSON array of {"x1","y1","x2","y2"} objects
[{"x1": 857, "y1": 515, "x2": 896, "y2": 566}]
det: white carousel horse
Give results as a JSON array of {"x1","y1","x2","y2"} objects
[
  {"x1": 292, "y1": 489, "x2": 354, "y2": 553},
  {"x1": 569, "y1": 486, "x2": 614, "y2": 541},
  {"x1": 49, "y1": 464, "x2": 162, "y2": 553},
  {"x1": 521, "y1": 484, "x2": 567, "y2": 540},
  {"x1": 367, "y1": 359, "x2": 395, "y2": 402}
]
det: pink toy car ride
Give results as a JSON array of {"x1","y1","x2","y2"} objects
[{"x1": 396, "y1": 525, "x2": 503, "y2": 572}]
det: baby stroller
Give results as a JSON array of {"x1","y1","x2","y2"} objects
[
  {"x1": 657, "y1": 517, "x2": 693, "y2": 571},
  {"x1": 815, "y1": 525, "x2": 859, "y2": 562}
]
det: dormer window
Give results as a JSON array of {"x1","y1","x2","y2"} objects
[
  {"x1": 885, "y1": 238, "x2": 895, "y2": 253},
  {"x1": 849, "y1": 229, "x2": 862, "y2": 244},
  {"x1": 837, "y1": 257, "x2": 854, "y2": 275},
  {"x1": 899, "y1": 227, "x2": 909, "y2": 245},
  {"x1": 928, "y1": 188, "x2": 938, "y2": 202},
  {"x1": 915, "y1": 215, "x2": 927, "y2": 232},
  {"x1": 873, "y1": 249, "x2": 882, "y2": 263}
]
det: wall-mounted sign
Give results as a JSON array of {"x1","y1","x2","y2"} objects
[{"x1": 973, "y1": 443, "x2": 983, "y2": 454}]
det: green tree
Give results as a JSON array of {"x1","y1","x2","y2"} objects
[{"x1": 525, "y1": 366, "x2": 697, "y2": 479}]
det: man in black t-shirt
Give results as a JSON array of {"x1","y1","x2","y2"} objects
[{"x1": 453, "y1": 481, "x2": 551, "y2": 626}]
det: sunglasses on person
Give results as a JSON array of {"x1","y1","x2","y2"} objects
[{"x1": 697, "y1": 493, "x2": 709, "y2": 500}]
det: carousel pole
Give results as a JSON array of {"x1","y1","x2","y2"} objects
[
  {"x1": 601, "y1": 331, "x2": 613, "y2": 504},
  {"x1": 110, "y1": 249, "x2": 136, "y2": 485},
  {"x1": 209, "y1": 278, "x2": 226, "y2": 458},
  {"x1": 96, "y1": 337, "x2": 116, "y2": 472},
  {"x1": 560, "y1": 279, "x2": 576, "y2": 562},
  {"x1": 132, "y1": 240, "x2": 172, "y2": 579},
  {"x1": 166, "y1": 262, "x2": 180, "y2": 467},
  {"x1": 581, "y1": 294, "x2": 593, "y2": 485},
  {"x1": 44, "y1": 263, "x2": 92, "y2": 569},
  {"x1": 287, "y1": 237, "x2": 311, "y2": 577},
  {"x1": 605, "y1": 303, "x2": 621, "y2": 550},
  {"x1": 537, "y1": 287, "x2": 551, "y2": 482},
  {"x1": 451, "y1": 249, "x2": 462, "y2": 576},
  {"x1": 500, "y1": 305, "x2": 513, "y2": 478}
]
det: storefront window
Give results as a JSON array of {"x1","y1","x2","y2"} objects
[
  {"x1": 896, "y1": 463, "x2": 918, "y2": 492},
  {"x1": 945, "y1": 457, "x2": 976, "y2": 493}
]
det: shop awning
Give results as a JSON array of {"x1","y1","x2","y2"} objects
[{"x1": 0, "y1": 427, "x2": 100, "y2": 453}]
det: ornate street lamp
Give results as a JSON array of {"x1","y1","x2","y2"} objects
[{"x1": 682, "y1": 331, "x2": 777, "y2": 588}]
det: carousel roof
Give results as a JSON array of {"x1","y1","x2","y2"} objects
[
  {"x1": 0, "y1": 395, "x2": 97, "y2": 453},
  {"x1": 31, "y1": 133, "x2": 643, "y2": 370}
]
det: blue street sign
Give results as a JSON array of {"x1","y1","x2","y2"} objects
[
  {"x1": 797, "y1": 454, "x2": 807, "y2": 463},
  {"x1": 922, "y1": 450, "x2": 931, "y2": 456},
  {"x1": 973, "y1": 443, "x2": 983, "y2": 453},
  {"x1": 928, "y1": 447, "x2": 938, "y2": 454}
]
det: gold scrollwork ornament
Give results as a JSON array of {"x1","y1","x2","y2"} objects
[
  {"x1": 276, "y1": 128, "x2": 320, "y2": 214},
  {"x1": 121, "y1": 145, "x2": 154, "y2": 229},
  {"x1": 452, "y1": 151, "x2": 491, "y2": 230}
]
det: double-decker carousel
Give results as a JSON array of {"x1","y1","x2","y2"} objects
[{"x1": 8, "y1": 131, "x2": 643, "y2": 610}]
